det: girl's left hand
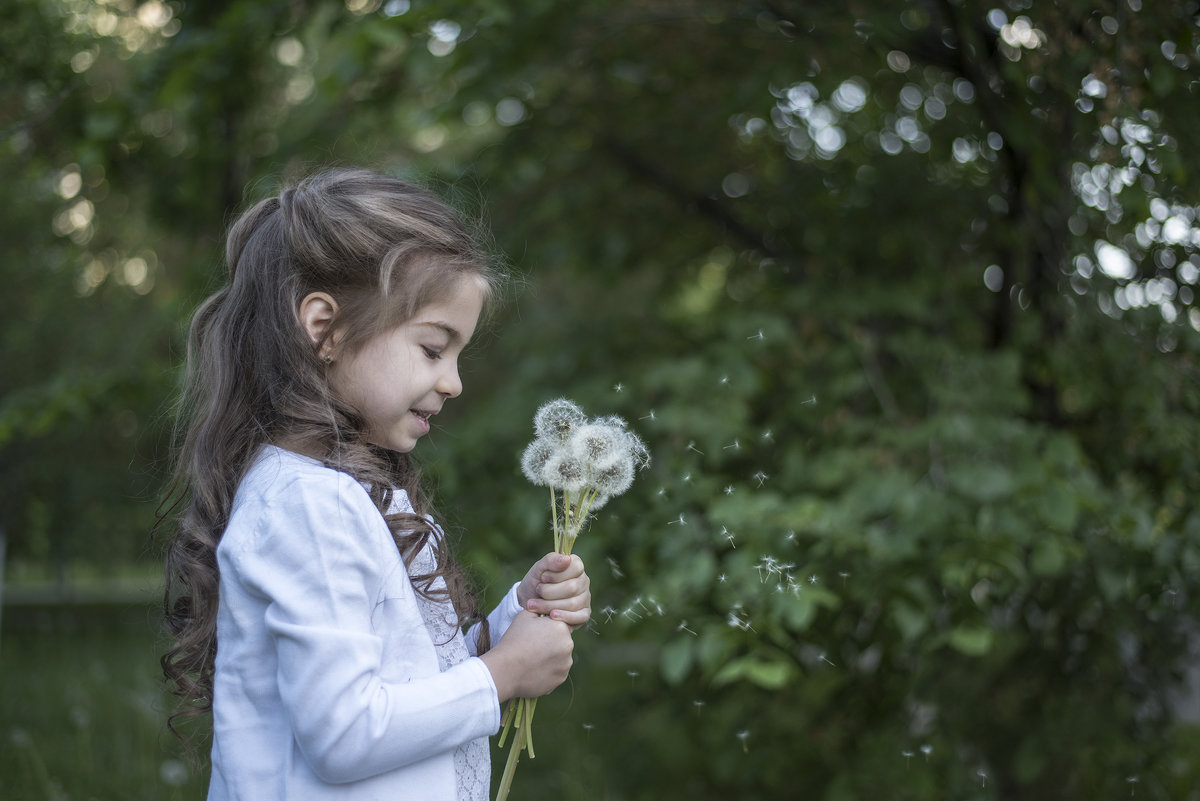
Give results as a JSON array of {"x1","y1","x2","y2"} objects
[{"x1": 517, "y1": 553, "x2": 591, "y2": 631}]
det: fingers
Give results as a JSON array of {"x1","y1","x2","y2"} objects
[
  {"x1": 537, "y1": 552, "x2": 580, "y2": 579},
  {"x1": 519, "y1": 553, "x2": 592, "y2": 629}
]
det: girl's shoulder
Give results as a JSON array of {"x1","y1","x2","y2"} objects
[
  {"x1": 223, "y1": 446, "x2": 385, "y2": 550},
  {"x1": 240, "y1": 444, "x2": 358, "y2": 501}
]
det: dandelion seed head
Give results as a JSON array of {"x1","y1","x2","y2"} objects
[
  {"x1": 569, "y1": 422, "x2": 623, "y2": 466},
  {"x1": 534, "y1": 398, "x2": 586, "y2": 442},
  {"x1": 543, "y1": 451, "x2": 586, "y2": 491},
  {"x1": 520, "y1": 438, "x2": 558, "y2": 486},
  {"x1": 592, "y1": 453, "x2": 635, "y2": 497}
]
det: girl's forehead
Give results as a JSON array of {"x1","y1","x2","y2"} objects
[{"x1": 409, "y1": 276, "x2": 486, "y2": 336}]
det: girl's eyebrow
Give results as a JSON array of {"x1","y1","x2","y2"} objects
[{"x1": 415, "y1": 321, "x2": 463, "y2": 343}]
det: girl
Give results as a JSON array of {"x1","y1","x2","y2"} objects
[{"x1": 161, "y1": 168, "x2": 590, "y2": 801}]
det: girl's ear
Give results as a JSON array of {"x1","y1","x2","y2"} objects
[{"x1": 298, "y1": 292, "x2": 340, "y2": 356}]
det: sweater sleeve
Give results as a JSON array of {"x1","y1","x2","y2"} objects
[
  {"x1": 227, "y1": 468, "x2": 500, "y2": 784},
  {"x1": 465, "y1": 582, "x2": 523, "y2": 657}
]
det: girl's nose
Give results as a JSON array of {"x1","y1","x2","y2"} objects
[{"x1": 437, "y1": 364, "x2": 463, "y2": 398}]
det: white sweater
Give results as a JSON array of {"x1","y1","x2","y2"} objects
[{"x1": 208, "y1": 446, "x2": 520, "y2": 800}]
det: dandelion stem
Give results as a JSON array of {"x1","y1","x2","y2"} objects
[{"x1": 495, "y1": 704, "x2": 524, "y2": 801}]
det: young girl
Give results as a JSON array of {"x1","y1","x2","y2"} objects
[{"x1": 161, "y1": 168, "x2": 590, "y2": 801}]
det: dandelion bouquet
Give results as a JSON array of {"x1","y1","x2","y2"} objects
[{"x1": 495, "y1": 399, "x2": 649, "y2": 801}]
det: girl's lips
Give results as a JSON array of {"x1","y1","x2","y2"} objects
[{"x1": 411, "y1": 409, "x2": 432, "y2": 433}]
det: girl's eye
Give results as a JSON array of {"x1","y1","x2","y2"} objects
[{"x1": 422, "y1": 346, "x2": 442, "y2": 360}]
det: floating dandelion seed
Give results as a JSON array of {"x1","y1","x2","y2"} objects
[
  {"x1": 901, "y1": 750, "x2": 914, "y2": 769},
  {"x1": 719, "y1": 375, "x2": 730, "y2": 385},
  {"x1": 753, "y1": 471, "x2": 769, "y2": 486},
  {"x1": 819, "y1": 652, "x2": 836, "y2": 667},
  {"x1": 639, "y1": 409, "x2": 656, "y2": 421},
  {"x1": 681, "y1": 472, "x2": 692, "y2": 482},
  {"x1": 668, "y1": 513, "x2": 687, "y2": 526},
  {"x1": 718, "y1": 573, "x2": 727, "y2": 582},
  {"x1": 607, "y1": 557, "x2": 624, "y2": 578},
  {"x1": 601, "y1": 606, "x2": 617, "y2": 623},
  {"x1": 627, "y1": 670, "x2": 639, "y2": 686},
  {"x1": 784, "y1": 530, "x2": 796, "y2": 543},
  {"x1": 920, "y1": 744, "x2": 933, "y2": 761},
  {"x1": 724, "y1": 439, "x2": 740, "y2": 450},
  {"x1": 686, "y1": 440, "x2": 705, "y2": 455},
  {"x1": 677, "y1": 620, "x2": 697, "y2": 635},
  {"x1": 747, "y1": 328, "x2": 764, "y2": 341},
  {"x1": 977, "y1": 769, "x2": 988, "y2": 788},
  {"x1": 1127, "y1": 776, "x2": 1139, "y2": 797},
  {"x1": 692, "y1": 700, "x2": 705, "y2": 716},
  {"x1": 808, "y1": 574, "x2": 819, "y2": 585},
  {"x1": 761, "y1": 429, "x2": 773, "y2": 442},
  {"x1": 724, "y1": 485, "x2": 735, "y2": 495},
  {"x1": 802, "y1": 395, "x2": 817, "y2": 405},
  {"x1": 582, "y1": 723, "x2": 595, "y2": 741},
  {"x1": 736, "y1": 730, "x2": 750, "y2": 753},
  {"x1": 613, "y1": 383, "x2": 623, "y2": 392}
]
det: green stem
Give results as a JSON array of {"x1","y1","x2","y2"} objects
[
  {"x1": 550, "y1": 487, "x2": 560, "y2": 553},
  {"x1": 495, "y1": 703, "x2": 524, "y2": 801}
]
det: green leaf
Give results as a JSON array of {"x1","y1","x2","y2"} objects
[
  {"x1": 712, "y1": 655, "x2": 795, "y2": 690},
  {"x1": 948, "y1": 626, "x2": 993, "y2": 656},
  {"x1": 659, "y1": 636, "x2": 695, "y2": 686},
  {"x1": 1030, "y1": 537, "x2": 1066, "y2": 577}
]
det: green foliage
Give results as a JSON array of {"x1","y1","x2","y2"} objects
[{"x1": 4, "y1": 0, "x2": 1200, "y2": 798}]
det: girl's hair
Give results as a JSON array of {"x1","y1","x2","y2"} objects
[{"x1": 160, "y1": 167, "x2": 503, "y2": 738}]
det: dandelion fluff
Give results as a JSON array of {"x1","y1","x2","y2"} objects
[
  {"x1": 544, "y1": 451, "x2": 586, "y2": 491},
  {"x1": 593, "y1": 456, "x2": 635, "y2": 497},
  {"x1": 534, "y1": 398, "x2": 586, "y2": 442},
  {"x1": 521, "y1": 438, "x2": 559, "y2": 486},
  {"x1": 569, "y1": 423, "x2": 623, "y2": 469},
  {"x1": 622, "y1": 430, "x2": 650, "y2": 469},
  {"x1": 591, "y1": 414, "x2": 629, "y2": 431}
]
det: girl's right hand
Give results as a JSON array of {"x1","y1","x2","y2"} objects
[{"x1": 479, "y1": 610, "x2": 574, "y2": 703}]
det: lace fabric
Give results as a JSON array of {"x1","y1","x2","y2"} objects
[{"x1": 410, "y1": 546, "x2": 491, "y2": 801}]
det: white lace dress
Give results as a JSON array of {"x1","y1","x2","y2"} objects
[{"x1": 410, "y1": 545, "x2": 492, "y2": 801}]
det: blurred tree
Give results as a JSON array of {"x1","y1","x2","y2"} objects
[{"x1": 2, "y1": 0, "x2": 1199, "y2": 799}]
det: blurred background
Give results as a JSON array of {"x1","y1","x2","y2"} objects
[{"x1": 3, "y1": 1, "x2": 1200, "y2": 798}]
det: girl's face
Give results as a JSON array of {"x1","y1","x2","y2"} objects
[{"x1": 329, "y1": 276, "x2": 486, "y2": 453}]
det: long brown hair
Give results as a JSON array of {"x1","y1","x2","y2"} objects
[{"x1": 160, "y1": 168, "x2": 503, "y2": 739}]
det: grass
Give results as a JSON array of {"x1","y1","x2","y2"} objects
[{"x1": 1, "y1": 601, "x2": 206, "y2": 801}]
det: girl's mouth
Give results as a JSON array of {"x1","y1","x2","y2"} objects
[{"x1": 411, "y1": 409, "x2": 432, "y2": 432}]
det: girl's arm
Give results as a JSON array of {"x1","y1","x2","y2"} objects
[
  {"x1": 464, "y1": 583, "x2": 522, "y2": 657},
  {"x1": 228, "y1": 469, "x2": 500, "y2": 784}
]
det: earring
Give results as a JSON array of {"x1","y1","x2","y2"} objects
[{"x1": 322, "y1": 354, "x2": 333, "y2": 365}]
